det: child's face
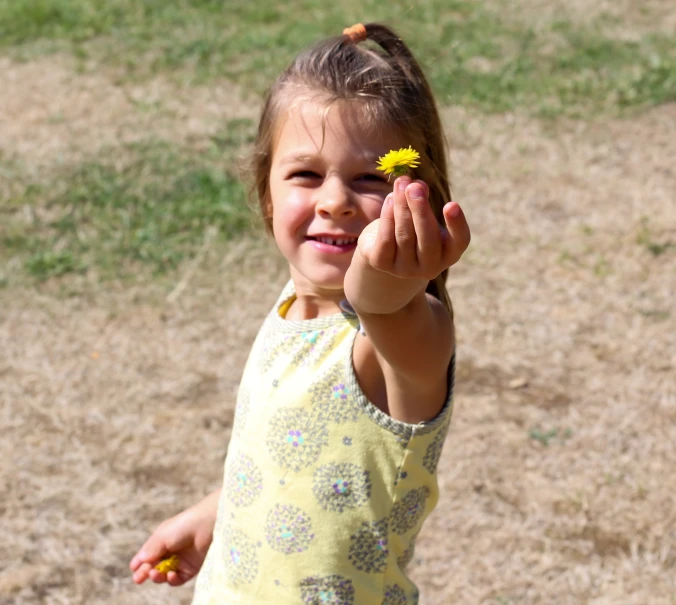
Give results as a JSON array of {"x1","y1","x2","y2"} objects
[{"x1": 268, "y1": 100, "x2": 403, "y2": 295}]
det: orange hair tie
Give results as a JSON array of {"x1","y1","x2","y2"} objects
[{"x1": 342, "y1": 23, "x2": 367, "y2": 44}]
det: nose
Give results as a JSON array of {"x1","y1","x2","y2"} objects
[{"x1": 316, "y1": 176, "x2": 356, "y2": 218}]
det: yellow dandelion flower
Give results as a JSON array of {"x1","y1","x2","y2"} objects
[
  {"x1": 155, "y1": 554, "x2": 180, "y2": 574},
  {"x1": 376, "y1": 146, "x2": 421, "y2": 179}
]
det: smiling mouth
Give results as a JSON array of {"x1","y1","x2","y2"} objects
[{"x1": 308, "y1": 236, "x2": 357, "y2": 246}]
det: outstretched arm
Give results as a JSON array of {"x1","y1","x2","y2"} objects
[{"x1": 344, "y1": 176, "x2": 470, "y2": 423}]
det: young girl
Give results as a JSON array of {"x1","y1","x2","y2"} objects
[{"x1": 129, "y1": 22, "x2": 470, "y2": 604}]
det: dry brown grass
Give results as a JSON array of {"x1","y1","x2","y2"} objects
[
  {"x1": 412, "y1": 104, "x2": 676, "y2": 604},
  {"x1": 0, "y1": 55, "x2": 258, "y2": 175},
  {"x1": 509, "y1": 0, "x2": 676, "y2": 37},
  {"x1": 1, "y1": 52, "x2": 675, "y2": 605}
]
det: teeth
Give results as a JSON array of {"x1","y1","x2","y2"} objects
[{"x1": 317, "y1": 237, "x2": 354, "y2": 246}]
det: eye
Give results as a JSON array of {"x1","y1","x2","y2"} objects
[
  {"x1": 357, "y1": 173, "x2": 388, "y2": 184},
  {"x1": 291, "y1": 170, "x2": 321, "y2": 179}
]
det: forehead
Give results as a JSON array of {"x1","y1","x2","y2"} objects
[{"x1": 272, "y1": 99, "x2": 405, "y2": 161}]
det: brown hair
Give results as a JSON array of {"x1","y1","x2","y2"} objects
[{"x1": 251, "y1": 22, "x2": 453, "y2": 314}]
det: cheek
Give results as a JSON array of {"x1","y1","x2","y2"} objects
[
  {"x1": 363, "y1": 197, "x2": 387, "y2": 223},
  {"x1": 272, "y1": 189, "x2": 313, "y2": 233}
]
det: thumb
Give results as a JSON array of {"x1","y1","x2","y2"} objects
[
  {"x1": 357, "y1": 219, "x2": 381, "y2": 259},
  {"x1": 129, "y1": 536, "x2": 169, "y2": 571},
  {"x1": 441, "y1": 202, "x2": 471, "y2": 265}
]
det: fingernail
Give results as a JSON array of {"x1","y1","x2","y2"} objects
[
  {"x1": 409, "y1": 185, "x2": 424, "y2": 200},
  {"x1": 449, "y1": 203, "x2": 461, "y2": 218},
  {"x1": 397, "y1": 178, "x2": 410, "y2": 192}
]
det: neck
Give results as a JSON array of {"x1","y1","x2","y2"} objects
[
  {"x1": 286, "y1": 294, "x2": 343, "y2": 320},
  {"x1": 286, "y1": 270, "x2": 346, "y2": 320}
]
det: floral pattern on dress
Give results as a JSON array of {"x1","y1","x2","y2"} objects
[
  {"x1": 422, "y1": 427, "x2": 446, "y2": 474},
  {"x1": 300, "y1": 574, "x2": 355, "y2": 605},
  {"x1": 265, "y1": 503, "x2": 315, "y2": 554},
  {"x1": 347, "y1": 518, "x2": 389, "y2": 574},
  {"x1": 266, "y1": 407, "x2": 329, "y2": 472},
  {"x1": 382, "y1": 584, "x2": 407, "y2": 605},
  {"x1": 192, "y1": 284, "x2": 446, "y2": 603},
  {"x1": 313, "y1": 462, "x2": 372, "y2": 513},
  {"x1": 222, "y1": 526, "x2": 258, "y2": 586},
  {"x1": 225, "y1": 453, "x2": 263, "y2": 507},
  {"x1": 231, "y1": 388, "x2": 250, "y2": 441},
  {"x1": 308, "y1": 363, "x2": 362, "y2": 424},
  {"x1": 258, "y1": 330, "x2": 292, "y2": 374},
  {"x1": 397, "y1": 540, "x2": 416, "y2": 569},
  {"x1": 259, "y1": 325, "x2": 341, "y2": 374},
  {"x1": 391, "y1": 487, "x2": 430, "y2": 535},
  {"x1": 290, "y1": 326, "x2": 341, "y2": 369}
]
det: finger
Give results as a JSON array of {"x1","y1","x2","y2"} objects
[
  {"x1": 167, "y1": 570, "x2": 186, "y2": 587},
  {"x1": 130, "y1": 547, "x2": 153, "y2": 571},
  {"x1": 405, "y1": 182, "x2": 441, "y2": 274},
  {"x1": 130, "y1": 542, "x2": 164, "y2": 571},
  {"x1": 376, "y1": 193, "x2": 397, "y2": 264},
  {"x1": 361, "y1": 193, "x2": 396, "y2": 270},
  {"x1": 148, "y1": 568, "x2": 169, "y2": 584},
  {"x1": 441, "y1": 202, "x2": 471, "y2": 266},
  {"x1": 129, "y1": 553, "x2": 142, "y2": 571},
  {"x1": 132, "y1": 562, "x2": 153, "y2": 585},
  {"x1": 151, "y1": 567, "x2": 190, "y2": 587},
  {"x1": 130, "y1": 535, "x2": 172, "y2": 582},
  {"x1": 392, "y1": 177, "x2": 417, "y2": 268}
]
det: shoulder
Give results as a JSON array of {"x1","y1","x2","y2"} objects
[{"x1": 353, "y1": 293, "x2": 454, "y2": 425}]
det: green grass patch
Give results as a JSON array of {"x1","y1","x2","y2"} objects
[
  {"x1": 1, "y1": 134, "x2": 255, "y2": 284},
  {"x1": 529, "y1": 426, "x2": 572, "y2": 447},
  {"x1": 637, "y1": 217, "x2": 676, "y2": 257},
  {"x1": 0, "y1": 0, "x2": 674, "y2": 116}
]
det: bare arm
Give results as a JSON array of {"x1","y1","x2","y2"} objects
[{"x1": 344, "y1": 176, "x2": 468, "y2": 423}]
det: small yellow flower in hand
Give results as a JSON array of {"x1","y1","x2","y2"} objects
[
  {"x1": 154, "y1": 554, "x2": 180, "y2": 574},
  {"x1": 376, "y1": 146, "x2": 421, "y2": 179}
]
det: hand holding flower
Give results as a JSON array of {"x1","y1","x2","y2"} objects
[
  {"x1": 154, "y1": 554, "x2": 180, "y2": 574},
  {"x1": 346, "y1": 167, "x2": 470, "y2": 314}
]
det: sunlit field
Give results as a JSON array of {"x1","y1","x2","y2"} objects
[{"x1": 1, "y1": 1, "x2": 675, "y2": 603}]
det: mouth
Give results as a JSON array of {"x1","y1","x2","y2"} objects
[
  {"x1": 306, "y1": 235, "x2": 358, "y2": 253},
  {"x1": 308, "y1": 235, "x2": 358, "y2": 246}
]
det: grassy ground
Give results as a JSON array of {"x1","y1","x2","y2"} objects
[
  {"x1": 1, "y1": 0, "x2": 674, "y2": 113},
  {"x1": 1, "y1": 1, "x2": 675, "y2": 604},
  {"x1": 1, "y1": 0, "x2": 675, "y2": 290}
]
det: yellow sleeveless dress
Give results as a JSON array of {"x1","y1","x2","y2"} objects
[{"x1": 192, "y1": 281, "x2": 455, "y2": 605}]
